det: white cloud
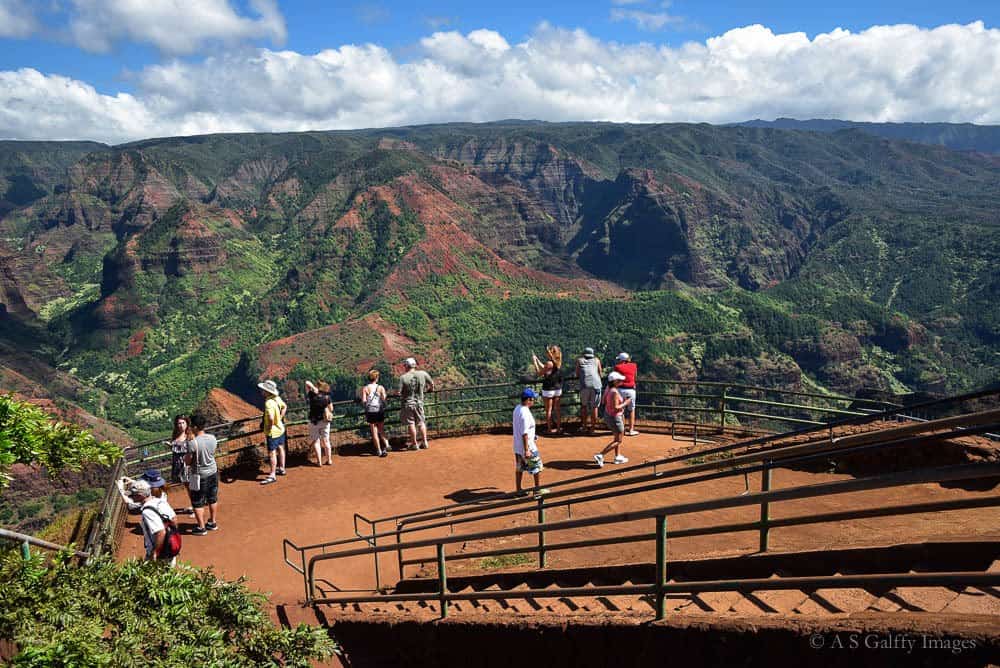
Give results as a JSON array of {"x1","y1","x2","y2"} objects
[
  {"x1": 609, "y1": 8, "x2": 681, "y2": 31},
  {"x1": 68, "y1": 0, "x2": 286, "y2": 54},
  {"x1": 0, "y1": 0, "x2": 38, "y2": 38},
  {"x1": 2, "y1": 22, "x2": 1000, "y2": 144}
]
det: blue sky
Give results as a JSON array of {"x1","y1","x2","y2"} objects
[{"x1": 1, "y1": 0, "x2": 998, "y2": 142}]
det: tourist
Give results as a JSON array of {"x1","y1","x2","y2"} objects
[
  {"x1": 613, "y1": 352, "x2": 639, "y2": 436},
  {"x1": 398, "y1": 358, "x2": 434, "y2": 450},
  {"x1": 119, "y1": 469, "x2": 171, "y2": 512},
  {"x1": 512, "y1": 387, "x2": 545, "y2": 495},
  {"x1": 537, "y1": 359, "x2": 563, "y2": 433},
  {"x1": 168, "y1": 416, "x2": 194, "y2": 513},
  {"x1": 258, "y1": 379, "x2": 287, "y2": 484},
  {"x1": 130, "y1": 479, "x2": 178, "y2": 565},
  {"x1": 305, "y1": 380, "x2": 334, "y2": 466},
  {"x1": 594, "y1": 372, "x2": 632, "y2": 467},
  {"x1": 575, "y1": 347, "x2": 603, "y2": 433},
  {"x1": 361, "y1": 369, "x2": 390, "y2": 457},
  {"x1": 186, "y1": 413, "x2": 219, "y2": 535}
]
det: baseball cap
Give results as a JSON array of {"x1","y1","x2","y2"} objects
[
  {"x1": 608, "y1": 371, "x2": 626, "y2": 383},
  {"x1": 521, "y1": 387, "x2": 539, "y2": 399},
  {"x1": 130, "y1": 480, "x2": 152, "y2": 497},
  {"x1": 403, "y1": 357, "x2": 417, "y2": 368},
  {"x1": 616, "y1": 352, "x2": 630, "y2": 362},
  {"x1": 583, "y1": 347, "x2": 595, "y2": 358}
]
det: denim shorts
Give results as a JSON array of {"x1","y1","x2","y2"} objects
[{"x1": 266, "y1": 433, "x2": 287, "y2": 452}]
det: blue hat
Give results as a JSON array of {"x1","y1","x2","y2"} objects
[
  {"x1": 141, "y1": 469, "x2": 166, "y2": 488},
  {"x1": 521, "y1": 387, "x2": 539, "y2": 400}
]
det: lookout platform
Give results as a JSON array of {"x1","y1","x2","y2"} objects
[{"x1": 116, "y1": 429, "x2": 1000, "y2": 608}]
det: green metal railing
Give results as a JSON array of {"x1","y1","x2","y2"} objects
[{"x1": 302, "y1": 460, "x2": 1000, "y2": 619}]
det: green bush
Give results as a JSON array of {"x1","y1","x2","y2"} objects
[
  {"x1": 17, "y1": 501, "x2": 43, "y2": 519},
  {"x1": 0, "y1": 553, "x2": 337, "y2": 666}
]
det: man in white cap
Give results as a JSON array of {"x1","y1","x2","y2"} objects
[
  {"x1": 398, "y1": 358, "x2": 433, "y2": 450},
  {"x1": 129, "y1": 479, "x2": 178, "y2": 565},
  {"x1": 614, "y1": 352, "x2": 639, "y2": 436},
  {"x1": 513, "y1": 387, "x2": 546, "y2": 496},
  {"x1": 258, "y1": 379, "x2": 287, "y2": 485}
]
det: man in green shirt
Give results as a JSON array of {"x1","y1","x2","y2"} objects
[{"x1": 398, "y1": 357, "x2": 434, "y2": 450}]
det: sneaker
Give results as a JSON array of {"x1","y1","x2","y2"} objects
[
  {"x1": 515, "y1": 489, "x2": 531, "y2": 497},
  {"x1": 613, "y1": 455, "x2": 629, "y2": 464},
  {"x1": 627, "y1": 430, "x2": 640, "y2": 436},
  {"x1": 593, "y1": 454, "x2": 604, "y2": 468},
  {"x1": 533, "y1": 488, "x2": 551, "y2": 498},
  {"x1": 276, "y1": 468, "x2": 287, "y2": 476},
  {"x1": 379, "y1": 449, "x2": 388, "y2": 458},
  {"x1": 205, "y1": 521, "x2": 219, "y2": 531},
  {"x1": 191, "y1": 526, "x2": 208, "y2": 536},
  {"x1": 407, "y1": 444, "x2": 419, "y2": 451},
  {"x1": 260, "y1": 476, "x2": 276, "y2": 485},
  {"x1": 419, "y1": 442, "x2": 429, "y2": 450}
]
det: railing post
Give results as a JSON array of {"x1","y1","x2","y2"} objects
[
  {"x1": 301, "y1": 550, "x2": 309, "y2": 602},
  {"x1": 437, "y1": 544, "x2": 448, "y2": 619},
  {"x1": 21, "y1": 540, "x2": 30, "y2": 560},
  {"x1": 537, "y1": 497, "x2": 546, "y2": 569},
  {"x1": 759, "y1": 460, "x2": 772, "y2": 552},
  {"x1": 396, "y1": 523, "x2": 405, "y2": 581},
  {"x1": 655, "y1": 515, "x2": 667, "y2": 621},
  {"x1": 719, "y1": 386, "x2": 728, "y2": 428},
  {"x1": 371, "y1": 525, "x2": 381, "y2": 591}
]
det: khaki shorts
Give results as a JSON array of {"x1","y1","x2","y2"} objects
[
  {"x1": 308, "y1": 420, "x2": 331, "y2": 442},
  {"x1": 400, "y1": 403, "x2": 426, "y2": 426}
]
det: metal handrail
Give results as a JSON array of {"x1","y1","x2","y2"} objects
[
  {"x1": 305, "y1": 461, "x2": 1000, "y2": 618},
  {"x1": 285, "y1": 411, "x2": 999, "y2": 592},
  {"x1": 0, "y1": 528, "x2": 89, "y2": 560}
]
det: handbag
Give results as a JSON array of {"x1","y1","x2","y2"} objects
[{"x1": 187, "y1": 438, "x2": 201, "y2": 491}]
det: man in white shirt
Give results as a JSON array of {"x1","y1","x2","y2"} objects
[
  {"x1": 130, "y1": 479, "x2": 178, "y2": 566},
  {"x1": 512, "y1": 387, "x2": 546, "y2": 496}
]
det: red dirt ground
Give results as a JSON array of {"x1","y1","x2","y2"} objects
[{"x1": 116, "y1": 430, "x2": 1000, "y2": 609}]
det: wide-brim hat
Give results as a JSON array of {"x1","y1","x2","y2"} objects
[
  {"x1": 141, "y1": 469, "x2": 166, "y2": 488},
  {"x1": 257, "y1": 379, "x2": 280, "y2": 396}
]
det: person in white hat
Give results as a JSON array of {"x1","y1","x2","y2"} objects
[
  {"x1": 593, "y1": 371, "x2": 632, "y2": 468},
  {"x1": 258, "y1": 379, "x2": 287, "y2": 485},
  {"x1": 614, "y1": 352, "x2": 639, "y2": 436},
  {"x1": 129, "y1": 479, "x2": 178, "y2": 565},
  {"x1": 398, "y1": 358, "x2": 433, "y2": 450}
]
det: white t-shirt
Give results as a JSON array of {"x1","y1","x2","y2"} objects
[
  {"x1": 140, "y1": 496, "x2": 176, "y2": 558},
  {"x1": 512, "y1": 404, "x2": 537, "y2": 456}
]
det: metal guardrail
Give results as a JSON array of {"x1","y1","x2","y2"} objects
[
  {"x1": 284, "y1": 388, "x2": 999, "y2": 592},
  {"x1": 303, "y1": 460, "x2": 1000, "y2": 619},
  {"x1": 0, "y1": 528, "x2": 89, "y2": 560},
  {"x1": 284, "y1": 406, "x2": 1000, "y2": 596}
]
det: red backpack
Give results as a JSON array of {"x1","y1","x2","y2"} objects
[{"x1": 144, "y1": 508, "x2": 182, "y2": 559}]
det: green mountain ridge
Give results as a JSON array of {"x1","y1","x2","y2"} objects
[{"x1": 0, "y1": 121, "x2": 996, "y2": 437}]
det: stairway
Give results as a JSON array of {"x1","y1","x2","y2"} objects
[{"x1": 312, "y1": 541, "x2": 1000, "y2": 620}]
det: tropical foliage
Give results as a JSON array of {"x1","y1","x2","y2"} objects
[{"x1": 0, "y1": 552, "x2": 337, "y2": 667}]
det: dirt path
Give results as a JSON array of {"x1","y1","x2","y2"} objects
[{"x1": 117, "y1": 430, "x2": 1000, "y2": 606}]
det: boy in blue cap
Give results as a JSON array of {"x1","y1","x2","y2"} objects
[{"x1": 513, "y1": 387, "x2": 546, "y2": 496}]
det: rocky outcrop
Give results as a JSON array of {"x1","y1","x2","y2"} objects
[{"x1": 194, "y1": 388, "x2": 260, "y2": 424}]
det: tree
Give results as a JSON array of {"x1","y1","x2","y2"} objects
[
  {"x1": 0, "y1": 394, "x2": 122, "y2": 491},
  {"x1": 0, "y1": 551, "x2": 337, "y2": 666}
]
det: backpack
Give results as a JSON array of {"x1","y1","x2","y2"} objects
[{"x1": 144, "y1": 507, "x2": 182, "y2": 559}]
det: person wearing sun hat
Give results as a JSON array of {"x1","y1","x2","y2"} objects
[
  {"x1": 512, "y1": 387, "x2": 547, "y2": 496},
  {"x1": 258, "y1": 379, "x2": 287, "y2": 485},
  {"x1": 593, "y1": 371, "x2": 633, "y2": 468},
  {"x1": 613, "y1": 352, "x2": 639, "y2": 436}
]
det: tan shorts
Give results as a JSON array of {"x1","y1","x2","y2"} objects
[{"x1": 400, "y1": 403, "x2": 426, "y2": 426}]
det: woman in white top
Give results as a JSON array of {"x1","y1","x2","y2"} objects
[{"x1": 361, "y1": 369, "x2": 390, "y2": 457}]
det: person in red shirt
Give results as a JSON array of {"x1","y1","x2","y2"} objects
[{"x1": 614, "y1": 352, "x2": 639, "y2": 436}]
